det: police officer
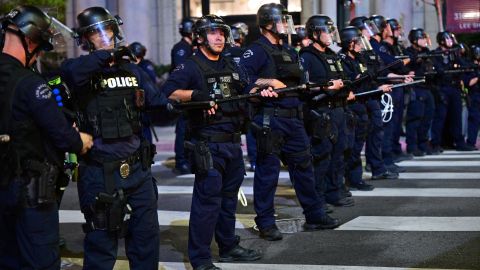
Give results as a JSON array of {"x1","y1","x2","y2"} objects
[
  {"x1": 369, "y1": 14, "x2": 412, "y2": 172},
  {"x1": 404, "y1": 28, "x2": 436, "y2": 156},
  {"x1": 0, "y1": 5, "x2": 93, "y2": 269},
  {"x1": 162, "y1": 15, "x2": 263, "y2": 270},
  {"x1": 224, "y1": 22, "x2": 257, "y2": 171},
  {"x1": 466, "y1": 45, "x2": 480, "y2": 149},
  {"x1": 60, "y1": 7, "x2": 162, "y2": 269},
  {"x1": 349, "y1": 16, "x2": 399, "y2": 180},
  {"x1": 129, "y1": 41, "x2": 157, "y2": 83},
  {"x1": 240, "y1": 4, "x2": 339, "y2": 241},
  {"x1": 299, "y1": 15, "x2": 355, "y2": 205},
  {"x1": 385, "y1": 18, "x2": 413, "y2": 161},
  {"x1": 339, "y1": 26, "x2": 393, "y2": 190},
  {"x1": 430, "y1": 31, "x2": 475, "y2": 152},
  {"x1": 128, "y1": 41, "x2": 169, "y2": 143},
  {"x1": 291, "y1": 26, "x2": 310, "y2": 52},
  {"x1": 171, "y1": 17, "x2": 195, "y2": 174},
  {"x1": 172, "y1": 17, "x2": 195, "y2": 70}
]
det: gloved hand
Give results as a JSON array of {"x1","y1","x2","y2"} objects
[
  {"x1": 191, "y1": 90, "x2": 212, "y2": 102},
  {"x1": 110, "y1": 46, "x2": 137, "y2": 62}
]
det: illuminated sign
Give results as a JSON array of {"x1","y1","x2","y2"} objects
[{"x1": 446, "y1": 0, "x2": 480, "y2": 33}]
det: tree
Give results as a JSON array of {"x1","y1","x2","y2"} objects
[{"x1": 0, "y1": 0, "x2": 66, "y2": 22}]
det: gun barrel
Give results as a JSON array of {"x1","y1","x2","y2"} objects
[{"x1": 355, "y1": 79, "x2": 426, "y2": 97}]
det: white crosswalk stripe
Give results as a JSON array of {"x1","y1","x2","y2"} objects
[
  {"x1": 61, "y1": 145, "x2": 480, "y2": 269},
  {"x1": 337, "y1": 216, "x2": 480, "y2": 231}
]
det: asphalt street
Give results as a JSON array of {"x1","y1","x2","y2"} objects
[{"x1": 59, "y1": 126, "x2": 480, "y2": 270}]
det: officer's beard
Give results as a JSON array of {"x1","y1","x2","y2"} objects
[{"x1": 313, "y1": 37, "x2": 329, "y2": 50}]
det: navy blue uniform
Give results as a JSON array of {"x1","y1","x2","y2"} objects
[
  {"x1": 339, "y1": 51, "x2": 373, "y2": 187},
  {"x1": 224, "y1": 45, "x2": 258, "y2": 169},
  {"x1": 371, "y1": 38, "x2": 408, "y2": 165},
  {"x1": 404, "y1": 46, "x2": 435, "y2": 154},
  {"x1": 358, "y1": 49, "x2": 395, "y2": 177},
  {"x1": 171, "y1": 38, "x2": 194, "y2": 172},
  {"x1": 430, "y1": 48, "x2": 468, "y2": 150},
  {"x1": 465, "y1": 64, "x2": 480, "y2": 148},
  {"x1": 0, "y1": 53, "x2": 83, "y2": 269},
  {"x1": 137, "y1": 58, "x2": 168, "y2": 143},
  {"x1": 300, "y1": 45, "x2": 348, "y2": 204},
  {"x1": 61, "y1": 50, "x2": 161, "y2": 270},
  {"x1": 240, "y1": 36, "x2": 328, "y2": 231},
  {"x1": 163, "y1": 50, "x2": 250, "y2": 268}
]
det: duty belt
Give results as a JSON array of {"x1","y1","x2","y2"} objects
[
  {"x1": 195, "y1": 132, "x2": 242, "y2": 143},
  {"x1": 87, "y1": 150, "x2": 142, "y2": 193},
  {"x1": 260, "y1": 106, "x2": 303, "y2": 119}
]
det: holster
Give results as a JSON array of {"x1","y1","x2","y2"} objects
[
  {"x1": 24, "y1": 160, "x2": 59, "y2": 207},
  {"x1": 250, "y1": 122, "x2": 283, "y2": 155},
  {"x1": 140, "y1": 139, "x2": 156, "y2": 170},
  {"x1": 82, "y1": 189, "x2": 132, "y2": 238},
  {"x1": 185, "y1": 140, "x2": 213, "y2": 175},
  {"x1": 309, "y1": 110, "x2": 333, "y2": 142},
  {"x1": 345, "y1": 110, "x2": 357, "y2": 131}
]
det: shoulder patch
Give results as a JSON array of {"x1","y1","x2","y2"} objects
[
  {"x1": 177, "y1": 49, "x2": 185, "y2": 56},
  {"x1": 173, "y1": 64, "x2": 185, "y2": 72},
  {"x1": 243, "y1": 49, "x2": 253, "y2": 59},
  {"x1": 35, "y1": 83, "x2": 52, "y2": 100},
  {"x1": 379, "y1": 46, "x2": 387, "y2": 53},
  {"x1": 147, "y1": 64, "x2": 155, "y2": 71}
]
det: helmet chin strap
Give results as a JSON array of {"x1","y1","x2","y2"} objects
[
  {"x1": 200, "y1": 37, "x2": 222, "y2": 56},
  {"x1": 312, "y1": 34, "x2": 328, "y2": 49},
  {"x1": 5, "y1": 27, "x2": 41, "y2": 67}
]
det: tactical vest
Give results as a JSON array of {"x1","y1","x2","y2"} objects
[
  {"x1": 361, "y1": 50, "x2": 382, "y2": 74},
  {"x1": 255, "y1": 41, "x2": 303, "y2": 88},
  {"x1": 187, "y1": 55, "x2": 245, "y2": 129},
  {"x1": 300, "y1": 46, "x2": 344, "y2": 81},
  {"x1": 0, "y1": 56, "x2": 52, "y2": 186},
  {"x1": 338, "y1": 51, "x2": 367, "y2": 94},
  {"x1": 77, "y1": 65, "x2": 142, "y2": 140}
]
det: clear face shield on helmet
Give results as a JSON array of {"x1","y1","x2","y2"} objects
[
  {"x1": 48, "y1": 16, "x2": 77, "y2": 51},
  {"x1": 416, "y1": 33, "x2": 431, "y2": 48},
  {"x1": 316, "y1": 25, "x2": 340, "y2": 45},
  {"x1": 355, "y1": 35, "x2": 372, "y2": 51},
  {"x1": 209, "y1": 24, "x2": 234, "y2": 46},
  {"x1": 271, "y1": 14, "x2": 296, "y2": 36},
  {"x1": 83, "y1": 20, "x2": 125, "y2": 50},
  {"x1": 363, "y1": 20, "x2": 380, "y2": 36}
]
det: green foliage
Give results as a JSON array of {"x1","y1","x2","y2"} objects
[
  {"x1": 154, "y1": 64, "x2": 171, "y2": 77},
  {"x1": 0, "y1": 0, "x2": 66, "y2": 22}
]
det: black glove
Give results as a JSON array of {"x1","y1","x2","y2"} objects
[
  {"x1": 191, "y1": 90, "x2": 212, "y2": 102},
  {"x1": 110, "y1": 46, "x2": 137, "y2": 62}
]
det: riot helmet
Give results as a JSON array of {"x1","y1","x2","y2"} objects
[
  {"x1": 76, "y1": 7, "x2": 125, "y2": 51},
  {"x1": 386, "y1": 18, "x2": 404, "y2": 40},
  {"x1": 257, "y1": 3, "x2": 296, "y2": 37},
  {"x1": 408, "y1": 28, "x2": 430, "y2": 48},
  {"x1": 471, "y1": 44, "x2": 480, "y2": 61},
  {"x1": 436, "y1": 31, "x2": 456, "y2": 48},
  {"x1": 179, "y1": 17, "x2": 194, "y2": 37},
  {"x1": 2, "y1": 5, "x2": 73, "y2": 66},
  {"x1": 340, "y1": 26, "x2": 372, "y2": 52},
  {"x1": 349, "y1": 16, "x2": 379, "y2": 37},
  {"x1": 369, "y1": 14, "x2": 391, "y2": 38},
  {"x1": 231, "y1": 22, "x2": 248, "y2": 38},
  {"x1": 193, "y1": 14, "x2": 233, "y2": 55},
  {"x1": 128, "y1": 41, "x2": 146, "y2": 59},
  {"x1": 291, "y1": 26, "x2": 309, "y2": 48},
  {"x1": 306, "y1": 15, "x2": 340, "y2": 47},
  {"x1": 231, "y1": 26, "x2": 241, "y2": 41}
]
